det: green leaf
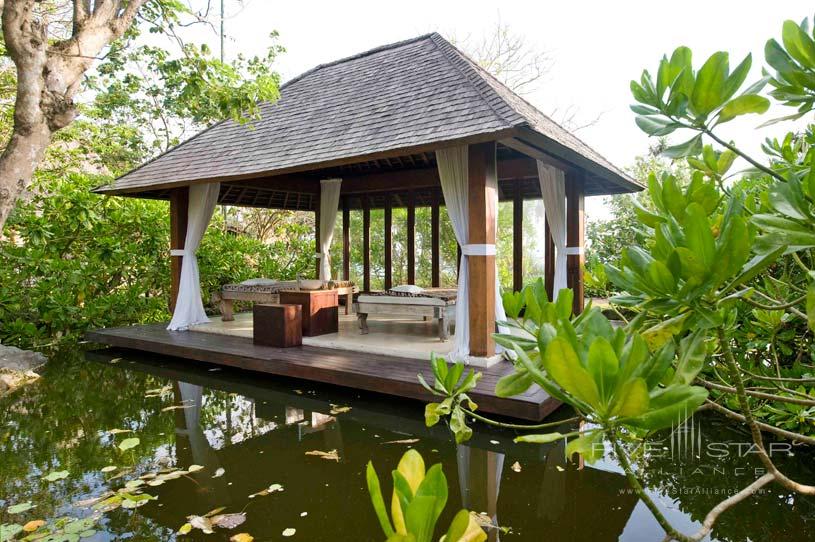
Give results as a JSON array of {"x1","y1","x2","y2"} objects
[
  {"x1": 663, "y1": 134, "x2": 702, "y2": 159},
  {"x1": 635, "y1": 115, "x2": 680, "y2": 136},
  {"x1": 117, "y1": 437, "x2": 140, "y2": 452},
  {"x1": 807, "y1": 278, "x2": 815, "y2": 332},
  {"x1": 717, "y1": 95, "x2": 771, "y2": 123},
  {"x1": 782, "y1": 20, "x2": 815, "y2": 69},
  {"x1": 624, "y1": 385, "x2": 708, "y2": 431},
  {"x1": 722, "y1": 54, "x2": 752, "y2": 102},
  {"x1": 684, "y1": 203, "x2": 715, "y2": 268},
  {"x1": 691, "y1": 51, "x2": 729, "y2": 116},
  {"x1": 515, "y1": 432, "x2": 566, "y2": 444},
  {"x1": 424, "y1": 403, "x2": 441, "y2": 427},
  {"x1": 554, "y1": 288, "x2": 574, "y2": 319},
  {"x1": 565, "y1": 431, "x2": 605, "y2": 464},
  {"x1": 43, "y1": 470, "x2": 70, "y2": 482},
  {"x1": 641, "y1": 313, "x2": 688, "y2": 350},
  {"x1": 543, "y1": 337, "x2": 601, "y2": 409},
  {"x1": 672, "y1": 331, "x2": 707, "y2": 385},
  {"x1": 587, "y1": 337, "x2": 619, "y2": 406},
  {"x1": 752, "y1": 214, "x2": 815, "y2": 247},
  {"x1": 7, "y1": 502, "x2": 34, "y2": 514},
  {"x1": 443, "y1": 509, "x2": 486, "y2": 542},
  {"x1": 609, "y1": 378, "x2": 649, "y2": 418},
  {"x1": 495, "y1": 369, "x2": 533, "y2": 397}
]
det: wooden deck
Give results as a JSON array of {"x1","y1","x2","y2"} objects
[{"x1": 86, "y1": 323, "x2": 559, "y2": 421}]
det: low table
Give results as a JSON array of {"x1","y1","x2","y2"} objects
[
  {"x1": 215, "y1": 282, "x2": 357, "y2": 321},
  {"x1": 279, "y1": 289, "x2": 339, "y2": 337}
]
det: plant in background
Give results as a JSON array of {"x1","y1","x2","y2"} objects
[
  {"x1": 366, "y1": 449, "x2": 486, "y2": 542},
  {"x1": 422, "y1": 16, "x2": 815, "y2": 542}
]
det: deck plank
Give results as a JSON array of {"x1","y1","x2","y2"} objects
[{"x1": 86, "y1": 324, "x2": 560, "y2": 421}]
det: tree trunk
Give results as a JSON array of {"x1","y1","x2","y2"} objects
[{"x1": 0, "y1": 123, "x2": 51, "y2": 229}]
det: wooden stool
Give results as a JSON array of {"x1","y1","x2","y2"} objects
[{"x1": 253, "y1": 304, "x2": 302, "y2": 347}]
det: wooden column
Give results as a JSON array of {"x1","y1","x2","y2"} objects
[
  {"x1": 384, "y1": 194, "x2": 393, "y2": 290},
  {"x1": 169, "y1": 187, "x2": 189, "y2": 313},
  {"x1": 342, "y1": 197, "x2": 350, "y2": 281},
  {"x1": 544, "y1": 217, "x2": 555, "y2": 301},
  {"x1": 363, "y1": 197, "x2": 371, "y2": 292},
  {"x1": 467, "y1": 142, "x2": 497, "y2": 357},
  {"x1": 512, "y1": 181, "x2": 523, "y2": 293},
  {"x1": 431, "y1": 191, "x2": 440, "y2": 288},
  {"x1": 566, "y1": 172, "x2": 585, "y2": 314},
  {"x1": 407, "y1": 192, "x2": 416, "y2": 285},
  {"x1": 314, "y1": 205, "x2": 321, "y2": 279}
]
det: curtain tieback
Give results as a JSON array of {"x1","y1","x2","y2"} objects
[
  {"x1": 170, "y1": 249, "x2": 195, "y2": 257},
  {"x1": 461, "y1": 244, "x2": 496, "y2": 256},
  {"x1": 564, "y1": 246, "x2": 584, "y2": 256}
]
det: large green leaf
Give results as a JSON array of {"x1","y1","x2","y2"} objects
[
  {"x1": 672, "y1": 331, "x2": 707, "y2": 385},
  {"x1": 782, "y1": 20, "x2": 815, "y2": 69},
  {"x1": 609, "y1": 377, "x2": 649, "y2": 418},
  {"x1": 366, "y1": 462, "x2": 395, "y2": 538},
  {"x1": 495, "y1": 369, "x2": 533, "y2": 397},
  {"x1": 587, "y1": 337, "x2": 619, "y2": 405},
  {"x1": 691, "y1": 51, "x2": 729, "y2": 116},
  {"x1": 565, "y1": 431, "x2": 605, "y2": 464},
  {"x1": 752, "y1": 214, "x2": 815, "y2": 247},
  {"x1": 624, "y1": 385, "x2": 708, "y2": 431},
  {"x1": 515, "y1": 432, "x2": 566, "y2": 444},
  {"x1": 717, "y1": 94, "x2": 771, "y2": 123},
  {"x1": 635, "y1": 115, "x2": 681, "y2": 136},
  {"x1": 543, "y1": 337, "x2": 602, "y2": 409},
  {"x1": 684, "y1": 203, "x2": 715, "y2": 268}
]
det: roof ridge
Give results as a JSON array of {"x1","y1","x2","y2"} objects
[
  {"x1": 281, "y1": 32, "x2": 439, "y2": 90},
  {"x1": 428, "y1": 33, "x2": 525, "y2": 129}
]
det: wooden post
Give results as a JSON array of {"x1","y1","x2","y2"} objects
[
  {"x1": 384, "y1": 194, "x2": 392, "y2": 290},
  {"x1": 544, "y1": 217, "x2": 555, "y2": 301},
  {"x1": 431, "y1": 191, "x2": 440, "y2": 288},
  {"x1": 407, "y1": 192, "x2": 416, "y2": 285},
  {"x1": 169, "y1": 187, "x2": 189, "y2": 313},
  {"x1": 363, "y1": 197, "x2": 371, "y2": 292},
  {"x1": 342, "y1": 197, "x2": 350, "y2": 281},
  {"x1": 467, "y1": 142, "x2": 497, "y2": 358},
  {"x1": 566, "y1": 172, "x2": 585, "y2": 314},
  {"x1": 512, "y1": 181, "x2": 523, "y2": 293},
  {"x1": 314, "y1": 205, "x2": 321, "y2": 279}
]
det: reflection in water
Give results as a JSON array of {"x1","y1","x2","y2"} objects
[{"x1": 0, "y1": 349, "x2": 813, "y2": 541}]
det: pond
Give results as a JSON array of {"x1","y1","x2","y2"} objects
[{"x1": 1, "y1": 349, "x2": 814, "y2": 541}]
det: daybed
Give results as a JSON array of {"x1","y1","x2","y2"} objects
[
  {"x1": 354, "y1": 288, "x2": 457, "y2": 341},
  {"x1": 214, "y1": 279, "x2": 358, "y2": 321}
]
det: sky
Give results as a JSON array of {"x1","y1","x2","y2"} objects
[{"x1": 193, "y1": 0, "x2": 813, "y2": 220}]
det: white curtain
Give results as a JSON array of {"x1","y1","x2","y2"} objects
[
  {"x1": 436, "y1": 146, "x2": 506, "y2": 360},
  {"x1": 167, "y1": 182, "x2": 221, "y2": 331},
  {"x1": 537, "y1": 162, "x2": 568, "y2": 299},
  {"x1": 318, "y1": 178, "x2": 342, "y2": 281}
]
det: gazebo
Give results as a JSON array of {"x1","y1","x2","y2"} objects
[{"x1": 89, "y1": 33, "x2": 640, "y2": 419}]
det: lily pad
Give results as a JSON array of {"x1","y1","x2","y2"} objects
[
  {"x1": 7, "y1": 502, "x2": 34, "y2": 514},
  {"x1": 43, "y1": 470, "x2": 70, "y2": 482},
  {"x1": 282, "y1": 528, "x2": 296, "y2": 537},
  {"x1": 117, "y1": 437, "x2": 140, "y2": 451},
  {"x1": 187, "y1": 464, "x2": 204, "y2": 473},
  {"x1": 100, "y1": 466, "x2": 117, "y2": 473}
]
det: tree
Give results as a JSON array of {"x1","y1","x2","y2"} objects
[{"x1": 0, "y1": 0, "x2": 280, "y2": 233}]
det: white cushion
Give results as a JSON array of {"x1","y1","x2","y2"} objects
[
  {"x1": 240, "y1": 278, "x2": 278, "y2": 286},
  {"x1": 390, "y1": 284, "x2": 424, "y2": 294}
]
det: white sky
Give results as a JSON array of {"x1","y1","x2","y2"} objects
[{"x1": 197, "y1": 0, "x2": 813, "y2": 220}]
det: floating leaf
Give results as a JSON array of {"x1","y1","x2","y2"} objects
[
  {"x1": 211, "y1": 513, "x2": 246, "y2": 529},
  {"x1": 178, "y1": 523, "x2": 193, "y2": 535},
  {"x1": 248, "y1": 483, "x2": 284, "y2": 498},
  {"x1": 108, "y1": 429, "x2": 132, "y2": 435},
  {"x1": 282, "y1": 528, "x2": 296, "y2": 537},
  {"x1": 329, "y1": 405, "x2": 351, "y2": 415},
  {"x1": 7, "y1": 502, "x2": 34, "y2": 514},
  {"x1": 22, "y1": 520, "x2": 45, "y2": 532},
  {"x1": 189, "y1": 515, "x2": 214, "y2": 534},
  {"x1": 212, "y1": 468, "x2": 226, "y2": 478},
  {"x1": 305, "y1": 449, "x2": 339, "y2": 462},
  {"x1": 43, "y1": 470, "x2": 70, "y2": 482},
  {"x1": 187, "y1": 464, "x2": 204, "y2": 473},
  {"x1": 117, "y1": 438, "x2": 140, "y2": 452},
  {"x1": 511, "y1": 461, "x2": 522, "y2": 473},
  {"x1": 100, "y1": 466, "x2": 117, "y2": 473},
  {"x1": 382, "y1": 438, "x2": 419, "y2": 445},
  {"x1": 231, "y1": 534, "x2": 254, "y2": 542},
  {"x1": 0, "y1": 524, "x2": 23, "y2": 539}
]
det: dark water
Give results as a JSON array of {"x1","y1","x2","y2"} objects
[{"x1": 1, "y1": 350, "x2": 814, "y2": 541}]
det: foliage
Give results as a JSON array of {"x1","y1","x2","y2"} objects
[
  {"x1": 419, "y1": 359, "x2": 481, "y2": 444},
  {"x1": 423, "y1": 15, "x2": 815, "y2": 542},
  {"x1": 366, "y1": 449, "x2": 486, "y2": 542},
  {"x1": 0, "y1": 174, "x2": 314, "y2": 350}
]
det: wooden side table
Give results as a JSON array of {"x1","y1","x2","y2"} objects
[
  {"x1": 253, "y1": 304, "x2": 302, "y2": 347},
  {"x1": 279, "y1": 290, "x2": 339, "y2": 337}
]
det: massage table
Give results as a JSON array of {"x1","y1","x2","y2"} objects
[{"x1": 353, "y1": 288, "x2": 457, "y2": 341}]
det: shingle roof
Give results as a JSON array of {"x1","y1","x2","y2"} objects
[{"x1": 97, "y1": 33, "x2": 639, "y2": 195}]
